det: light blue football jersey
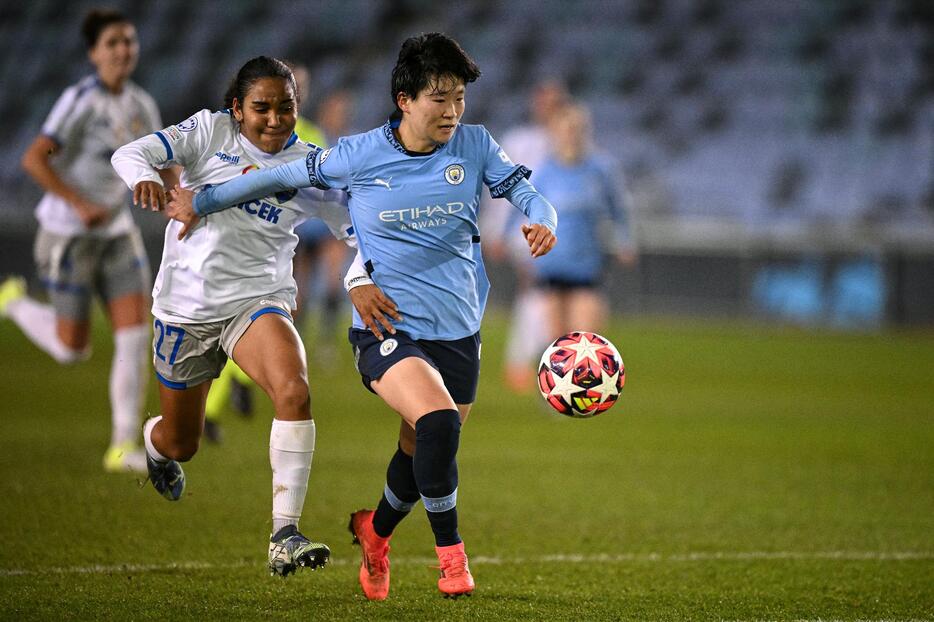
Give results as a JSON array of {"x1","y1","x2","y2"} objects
[
  {"x1": 196, "y1": 120, "x2": 557, "y2": 340},
  {"x1": 531, "y1": 154, "x2": 631, "y2": 283}
]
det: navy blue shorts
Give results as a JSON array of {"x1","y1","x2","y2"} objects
[
  {"x1": 349, "y1": 328, "x2": 481, "y2": 405},
  {"x1": 535, "y1": 276, "x2": 598, "y2": 291}
]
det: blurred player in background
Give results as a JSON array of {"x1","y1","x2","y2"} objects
[
  {"x1": 0, "y1": 9, "x2": 168, "y2": 474},
  {"x1": 111, "y1": 56, "x2": 366, "y2": 577},
  {"x1": 291, "y1": 66, "x2": 353, "y2": 356},
  {"x1": 480, "y1": 79, "x2": 568, "y2": 392},
  {"x1": 169, "y1": 33, "x2": 558, "y2": 600},
  {"x1": 531, "y1": 102, "x2": 636, "y2": 337}
]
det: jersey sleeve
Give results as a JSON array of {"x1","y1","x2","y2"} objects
[
  {"x1": 307, "y1": 139, "x2": 353, "y2": 191},
  {"x1": 193, "y1": 154, "x2": 311, "y2": 215},
  {"x1": 150, "y1": 109, "x2": 214, "y2": 168},
  {"x1": 194, "y1": 139, "x2": 354, "y2": 216},
  {"x1": 40, "y1": 85, "x2": 93, "y2": 147},
  {"x1": 111, "y1": 109, "x2": 214, "y2": 190},
  {"x1": 477, "y1": 128, "x2": 556, "y2": 232},
  {"x1": 480, "y1": 128, "x2": 532, "y2": 199}
]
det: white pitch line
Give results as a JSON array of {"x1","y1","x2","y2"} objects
[{"x1": 1, "y1": 551, "x2": 931, "y2": 577}]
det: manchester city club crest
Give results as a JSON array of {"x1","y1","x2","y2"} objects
[
  {"x1": 444, "y1": 164, "x2": 465, "y2": 185},
  {"x1": 380, "y1": 338, "x2": 398, "y2": 356}
]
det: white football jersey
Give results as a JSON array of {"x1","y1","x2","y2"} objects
[
  {"x1": 111, "y1": 109, "x2": 353, "y2": 323},
  {"x1": 37, "y1": 75, "x2": 162, "y2": 237}
]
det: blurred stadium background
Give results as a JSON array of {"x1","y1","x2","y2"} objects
[{"x1": 1, "y1": 0, "x2": 933, "y2": 326}]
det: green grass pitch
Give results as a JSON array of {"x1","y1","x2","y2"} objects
[{"x1": 1, "y1": 312, "x2": 932, "y2": 620}]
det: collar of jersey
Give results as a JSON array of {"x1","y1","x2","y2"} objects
[{"x1": 382, "y1": 119, "x2": 446, "y2": 157}]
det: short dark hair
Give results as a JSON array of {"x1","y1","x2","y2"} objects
[
  {"x1": 223, "y1": 56, "x2": 297, "y2": 109},
  {"x1": 390, "y1": 33, "x2": 481, "y2": 111},
  {"x1": 81, "y1": 8, "x2": 130, "y2": 49}
]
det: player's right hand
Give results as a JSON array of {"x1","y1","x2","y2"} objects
[
  {"x1": 134, "y1": 181, "x2": 167, "y2": 211},
  {"x1": 348, "y1": 284, "x2": 402, "y2": 341},
  {"x1": 167, "y1": 185, "x2": 200, "y2": 240}
]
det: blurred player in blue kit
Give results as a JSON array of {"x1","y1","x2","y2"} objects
[
  {"x1": 0, "y1": 9, "x2": 168, "y2": 474},
  {"x1": 531, "y1": 102, "x2": 636, "y2": 338},
  {"x1": 480, "y1": 79, "x2": 568, "y2": 392},
  {"x1": 167, "y1": 33, "x2": 558, "y2": 599},
  {"x1": 112, "y1": 57, "x2": 370, "y2": 577}
]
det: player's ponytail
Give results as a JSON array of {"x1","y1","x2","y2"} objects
[{"x1": 223, "y1": 56, "x2": 298, "y2": 110}]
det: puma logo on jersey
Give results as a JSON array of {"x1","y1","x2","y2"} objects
[{"x1": 374, "y1": 177, "x2": 392, "y2": 190}]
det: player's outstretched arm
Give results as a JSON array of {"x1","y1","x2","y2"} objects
[
  {"x1": 504, "y1": 178, "x2": 558, "y2": 257},
  {"x1": 192, "y1": 157, "x2": 310, "y2": 216}
]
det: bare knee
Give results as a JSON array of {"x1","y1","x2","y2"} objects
[{"x1": 270, "y1": 377, "x2": 310, "y2": 418}]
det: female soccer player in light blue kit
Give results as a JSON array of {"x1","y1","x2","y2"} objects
[
  {"x1": 169, "y1": 34, "x2": 557, "y2": 599},
  {"x1": 112, "y1": 57, "x2": 366, "y2": 577},
  {"x1": 531, "y1": 102, "x2": 636, "y2": 340}
]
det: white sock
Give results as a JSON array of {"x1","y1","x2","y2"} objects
[
  {"x1": 270, "y1": 419, "x2": 316, "y2": 533},
  {"x1": 6, "y1": 297, "x2": 88, "y2": 364},
  {"x1": 109, "y1": 325, "x2": 149, "y2": 446},
  {"x1": 143, "y1": 416, "x2": 168, "y2": 462},
  {"x1": 506, "y1": 289, "x2": 548, "y2": 366}
]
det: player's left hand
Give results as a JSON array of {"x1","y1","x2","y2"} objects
[
  {"x1": 167, "y1": 185, "x2": 200, "y2": 240},
  {"x1": 348, "y1": 284, "x2": 402, "y2": 341},
  {"x1": 521, "y1": 223, "x2": 556, "y2": 258}
]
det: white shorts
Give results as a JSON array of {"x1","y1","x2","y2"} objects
[{"x1": 152, "y1": 296, "x2": 292, "y2": 389}]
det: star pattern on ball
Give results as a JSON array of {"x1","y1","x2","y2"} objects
[
  {"x1": 564, "y1": 334, "x2": 604, "y2": 368},
  {"x1": 548, "y1": 366, "x2": 580, "y2": 403},
  {"x1": 592, "y1": 368, "x2": 620, "y2": 403}
]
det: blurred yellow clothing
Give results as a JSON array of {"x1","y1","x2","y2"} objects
[
  {"x1": 294, "y1": 116, "x2": 327, "y2": 147},
  {"x1": 204, "y1": 361, "x2": 253, "y2": 421}
]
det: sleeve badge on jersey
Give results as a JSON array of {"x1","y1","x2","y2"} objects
[
  {"x1": 319, "y1": 147, "x2": 333, "y2": 164},
  {"x1": 444, "y1": 163, "x2": 466, "y2": 185},
  {"x1": 176, "y1": 116, "x2": 199, "y2": 132},
  {"x1": 165, "y1": 126, "x2": 182, "y2": 142},
  {"x1": 498, "y1": 150, "x2": 512, "y2": 165}
]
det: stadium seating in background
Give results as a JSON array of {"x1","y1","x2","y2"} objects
[{"x1": 1, "y1": 0, "x2": 931, "y2": 230}]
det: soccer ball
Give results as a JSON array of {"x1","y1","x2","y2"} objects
[{"x1": 537, "y1": 331, "x2": 625, "y2": 418}]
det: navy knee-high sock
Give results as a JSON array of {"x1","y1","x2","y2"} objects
[
  {"x1": 371, "y1": 444, "x2": 419, "y2": 538},
  {"x1": 413, "y1": 409, "x2": 461, "y2": 547}
]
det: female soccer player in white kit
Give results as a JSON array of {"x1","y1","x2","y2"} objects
[
  {"x1": 0, "y1": 9, "x2": 165, "y2": 473},
  {"x1": 111, "y1": 56, "x2": 360, "y2": 576},
  {"x1": 169, "y1": 34, "x2": 558, "y2": 599}
]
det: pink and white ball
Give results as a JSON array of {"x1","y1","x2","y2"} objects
[{"x1": 537, "y1": 331, "x2": 625, "y2": 418}]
